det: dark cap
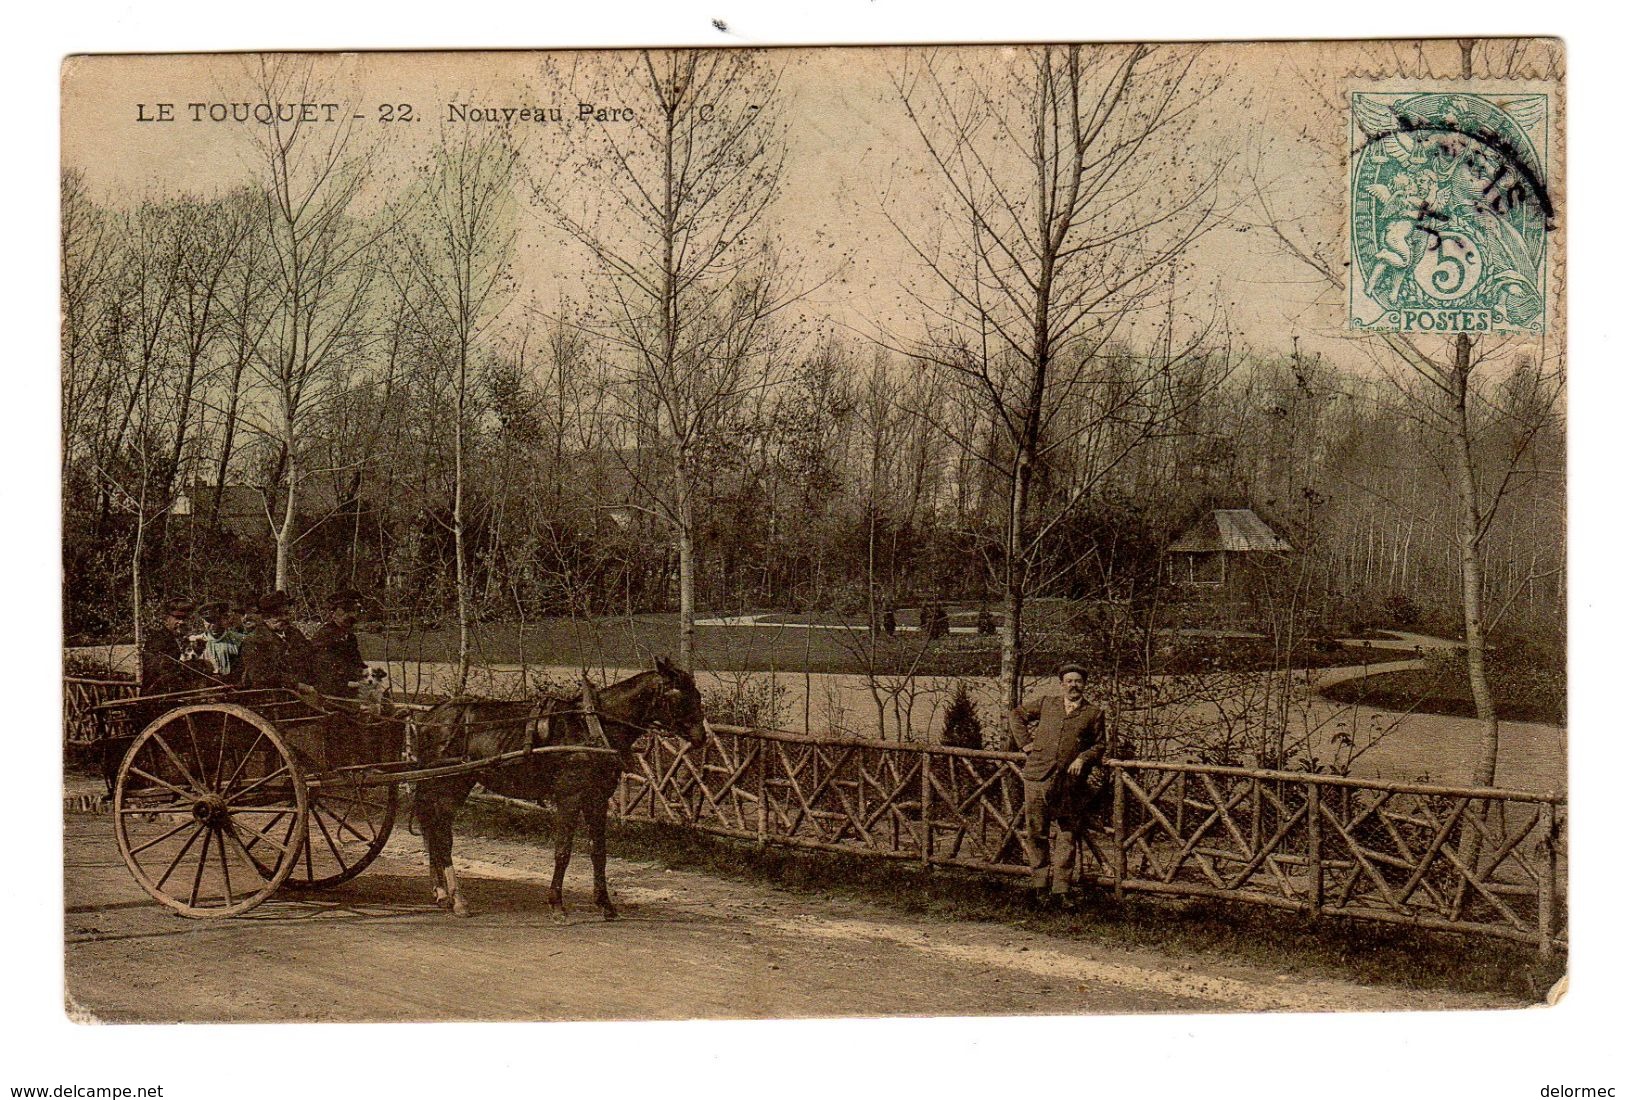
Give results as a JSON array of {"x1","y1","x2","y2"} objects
[
  {"x1": 197, "y1": 600, "x2": 226, "y2": 621},
  {"x1": 256, "y1": 590, "x2": 293, "y2": 616},
  {"x1": 1056, "y1": 663, "x2": 1088, "y2": 680},
  {"x1": 327, "y1": 588, "x2": 363, "y2": 612},
  {"x1": 164, "y1": 599, "x2": 195, "y2": 619}
]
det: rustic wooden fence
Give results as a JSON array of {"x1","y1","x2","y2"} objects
[
  {"x1": 617, "y1": 724, "x2": 1567, "y2": 955},
  {"x1": 63, "y1": 675, "x2": 139, "y2": 750},
  {"x1": 63, "y1": 679, "x2": 1565, "y2": 953}
]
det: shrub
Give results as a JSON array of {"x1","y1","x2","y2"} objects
[
  {"x1": 1382, "y1": 592, "x2": 1421, "y2": 628},
  {"x1": 63, "y1": 652, "x2": 122, "y2": 679},
  {"x1": 704, "y1": 675, "x2": 790, "y2": 730},
  {"x1": 940, "y1": 681, "x2": 983, "y2": 749}
]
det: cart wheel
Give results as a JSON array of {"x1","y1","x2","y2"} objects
[
  {"x1": 113, "y1": 704, "x2": 308, "y2": 918},
  {"x1": 275, "y1": 778, "x2": 398, "y2": 889}
]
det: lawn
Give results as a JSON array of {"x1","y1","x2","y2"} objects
[
  {"x1": 1320, "y1": 666, "x2": 1566, "y2": 725},
  {"x1": 359, "y1": 613, "x2": 1393, "y2": 677}
]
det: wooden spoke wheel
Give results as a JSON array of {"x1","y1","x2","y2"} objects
[
  {"x1": 113, "y1": 704, "x2": 308, "y2": 918},
  {"x1": 270, "y1": 776, "x2": 398, "y2": 890}
]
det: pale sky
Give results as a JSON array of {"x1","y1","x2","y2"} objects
[{"x1": 60, "y1": 43, "x2": 1563, "y2": 373}]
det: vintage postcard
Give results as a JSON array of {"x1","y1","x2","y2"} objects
[{"x1": 60, "y1": 40, "x2": 1565, "y2": 1027}]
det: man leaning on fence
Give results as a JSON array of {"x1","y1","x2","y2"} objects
[{"x1": 1009, "y1": 663, "x2": 1106, "y2": 894}]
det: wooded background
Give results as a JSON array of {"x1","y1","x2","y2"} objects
[{"x1": 61, "y1": 45, "x2": 1565, "y2": 762}]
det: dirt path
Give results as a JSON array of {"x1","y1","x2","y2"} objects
[{"x1": 64, "y1": 811, "x2": 1516, "y2": 1022}]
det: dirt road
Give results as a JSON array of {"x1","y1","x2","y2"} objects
[{"x1": 64, "y1": 810, "x2": 1517, "y2": 1022}]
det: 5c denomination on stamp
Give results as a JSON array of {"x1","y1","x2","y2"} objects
[{"x1": 1349, "y1": 91, "x2": 1551, "y2": 334}]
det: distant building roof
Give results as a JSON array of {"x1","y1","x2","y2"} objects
[{"x1": 1167, "y1": 509, "x2": 1293, "y2": 554}]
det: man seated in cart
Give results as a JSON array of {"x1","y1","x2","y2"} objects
[
  {"x1": 196, "y1": 599, "x2": 247, "y2": 684},
  {"x1": 239, "y1": 590, "x2": 317, "y2": 692},
  {"x1": 139, "y1": 599, "x2": 200, "y2": 696},
  {"x1": 309, "y1": 588, "x2": 368, "y2": 699}
]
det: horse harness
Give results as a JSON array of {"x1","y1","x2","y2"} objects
[
  {"x1": 523, "y1": 677, "x2": 629, "y2": 767},
  {"x1": 430, "y1": 675, "x2": 638, "y2": 770}
]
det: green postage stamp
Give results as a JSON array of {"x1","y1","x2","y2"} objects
[{"x1": 1349, "y1": 91, "x2": 1550, "y2": 334}]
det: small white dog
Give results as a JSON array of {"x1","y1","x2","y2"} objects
[{"x1": 356, "y1": 666, "x2": 392, "y2": 715}]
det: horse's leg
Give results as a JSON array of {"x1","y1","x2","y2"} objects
[
  {"x1": 548, "y1": 793, "x2": 580, "y2": 923},
  {"x1": 416, "y1": 787, "x2": 452, "y2": 908},
  {"x1": 441, "y1": 862, "x2": 469, "y2": 917},
  {"x1": 585, "y1": 793, "x2": 617, "y2": 921},
  {"x1": 441, "y1": 778, "x2": 474, "y2": 917}
]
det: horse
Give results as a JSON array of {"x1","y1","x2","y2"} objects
[{"x1": 410, "y1": 657, "x2": 708, "y2": 919}]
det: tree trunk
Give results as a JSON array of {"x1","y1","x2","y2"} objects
[
  {"x1": 454, "y1": 352, "x2": 471, "y2": 694},
  {"x1": 275, "y1": 448, "x2": 295, "y2": 590},
  {"x1": 211, "y1": 364, "x2": 245, "y2": 527},
  {"x1": 131, "y1": 503, "x2": 146, "y2": 676},
  {"x1": 675, "y1": 459, "x2": 695, "y2": 670},
  {"x1": 1450, "y1": 334, "x2": 1499, "y2": 787},
  {"x1": 999, "y1": 444, "x2": 1033, "y2": 710}
]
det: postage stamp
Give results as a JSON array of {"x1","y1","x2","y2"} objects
[{"x1": 1349, "y1": 90, "x2": 1551, "y2": 334}]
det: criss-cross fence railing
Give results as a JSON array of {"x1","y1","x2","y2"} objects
[
  {"x1": 63, "y1": 676, "x2": 139, "y2": 749},
  {"x1": 619, "y1": 725, "x2": 1567, "y2": 955}
]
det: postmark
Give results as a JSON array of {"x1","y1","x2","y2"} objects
[{"x1": 1348, "y1": 91, "x2": 1550, "y2": 334}]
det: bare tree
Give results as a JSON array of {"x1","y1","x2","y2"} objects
[
  {"x1": 61, "y1": 169, "x2": 118, "y2": 479},
  {"x1": 207, "y1": 188, "x2": 276, "y2": 526},
  {"x1": 241, "y1": 55, "x2": 385, "y2": 591},
  {"x1": 1244, "y1": 39, "x2": 1564, "y2": 786},
  {"x1": 889, "y1": 44, "x2": 1230, "y2": 708},
  {"x1": 156, "y1": 193, "x2": 248, "y2": 548},
  {"x1": 393, "y1": 124, "x2": 519, "y2": 691},
  {"x1": 534, "y1": 49, "x2": 795, "y2": 669}
]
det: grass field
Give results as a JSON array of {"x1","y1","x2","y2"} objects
[
  {"x1": 358, "y1": 613, "x2": 1393, "y2": 677},
  {"x1": 1320, "y1": 666, "x2": 1566, "y2": 725}
]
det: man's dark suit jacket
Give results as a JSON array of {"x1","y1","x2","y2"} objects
[
  {"x1": 240, "y1": 624, "x2": 316, "y2": 691},
  {"x1": 1008, "y1": 695, "x2": 1105, "y2": 783}
]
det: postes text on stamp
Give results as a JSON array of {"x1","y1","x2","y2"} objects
[{"x1": 1349, "y1": 91, "x2": 1550, "y2": 334}]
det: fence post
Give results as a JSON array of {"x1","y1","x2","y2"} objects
[
  {"x1": 1306, "y1": 780, "x2": 1323, "y2": 920},
  {"x1": 920, "y1": 746, "x2": 934, "y2": 867},
  {"x1": 1538, "y1": 799, "x2": 1557, "y2": 960},
  {"x1": 756, "y1": 735, "x2": 768, "y2": 846},
  {"x1": 1111, "y1": 764, "x2": 1126, "y2": 903}
]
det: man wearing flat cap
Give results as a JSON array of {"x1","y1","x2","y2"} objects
[
  {"x1": 140, "y1": 599, "x2": 197, "y2": 696},
  {"x1": 310, "y1": 588, "x2": 368, "y2": 698},
  {"x1": 1008, "y1": 662, "x2": 1107, "y2": 891},
  {"x1": 239, "y1": 590, "x2": 316, "y2": 692}
]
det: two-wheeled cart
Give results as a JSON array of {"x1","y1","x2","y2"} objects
[{"x1": 98, "y1": 685, "x2": 617, "y2": 917}]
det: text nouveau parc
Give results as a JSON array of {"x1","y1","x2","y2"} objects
[{"x1": 135, "y1": 101, "x2": 657, "y2": 125}]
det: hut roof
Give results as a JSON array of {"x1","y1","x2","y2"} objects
[{"x1": 1167, "y1": 509, "x2": 1293, "y2": 554}]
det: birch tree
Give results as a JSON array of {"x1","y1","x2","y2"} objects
[
  {"x1": 394, "y1": 124, "x2": 518, "y2": 690},
  {"x1": 243, "y1": 55, "x2": 384, "y2": 590},
  {"x1": 535, "y1": 49, "x2": 794, "y2": 669},
  {"x1": 889, "y1": 44, "x2": 1230, "y2": 708}
]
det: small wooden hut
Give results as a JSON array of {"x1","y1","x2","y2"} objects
[{"x1": 1165, "y1": 508, "x2": 1293, "y2": 588}]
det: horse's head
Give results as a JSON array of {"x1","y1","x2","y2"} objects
[{"x1": 650, "y1": 655, "x2": 709, "y2": 751}]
